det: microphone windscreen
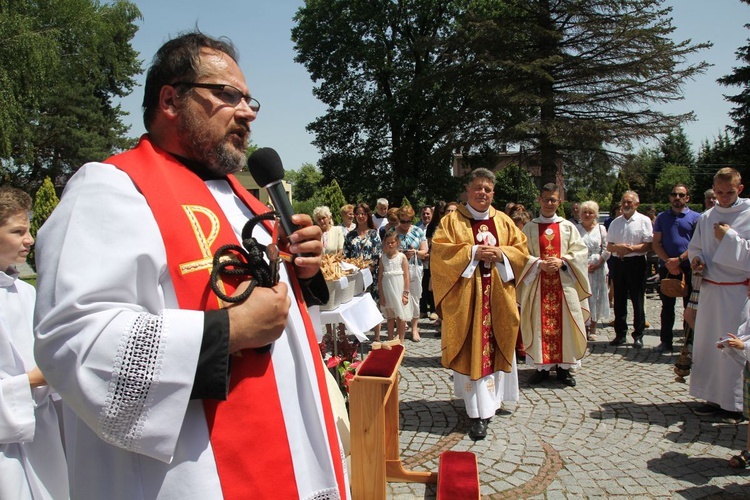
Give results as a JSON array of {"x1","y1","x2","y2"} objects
[{"x1": 247, "y1": 147, "x2": 285, "y2": 187}]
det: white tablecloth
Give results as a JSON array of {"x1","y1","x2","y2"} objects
[{"x1": 312, "y1": 294, "x2": 383, "y2": 342}]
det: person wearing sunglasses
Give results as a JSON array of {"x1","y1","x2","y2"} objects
[
  {"x1": 651, "y1": 184, "x2": 700, "y2": 354},
  {"x1": 33, "y1": 31, "x2": 347, "y2": 499}
]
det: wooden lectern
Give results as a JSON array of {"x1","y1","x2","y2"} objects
[{"x1": 349, "y1": 340, "x2": 438, "y2": 499}]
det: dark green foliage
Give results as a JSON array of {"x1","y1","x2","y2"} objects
[
  {"x1": 493, "y1": 163, "x2": 537, "y2": 212},
  {"x1": 0, "y1": 0, "x2": 142, "y2": 191},
  {"x1": 292, "y1": 0, "x2": 710, "y2": 204},
  {"x1": 319, "y1": 179, "x2": 348, "y2": 224},
  {"x1": 696, "y1": 133, "x2": 738, "y2": 197},
  {"x1": 610, "y1": 172, "x2": 630, "y2": 212}
]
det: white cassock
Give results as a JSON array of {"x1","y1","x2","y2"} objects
[
  {"x1": 452, "y1": 204, "x2": 519, "y2": 420},
  {"x1": 688, "y1": 198, "x2": 750, "y2": 412},
  {"x1": 34, "y1": 164, "x2": 347, "y2": 499},
  {"x1": 1, "y1": 267, "x2": 69, "y2": 500}
]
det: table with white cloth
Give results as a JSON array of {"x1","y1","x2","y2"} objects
[{"x1": 319, "y1": 294, "x2": 383, "y2": 342}]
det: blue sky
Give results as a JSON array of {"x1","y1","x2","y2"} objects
[{"x1": 118, "y1": 0, "x2": 750, "y2": 170}]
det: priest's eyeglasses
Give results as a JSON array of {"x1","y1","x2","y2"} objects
[{"x1": 172, "y1": 82, "x2": 261, "y2": 112}]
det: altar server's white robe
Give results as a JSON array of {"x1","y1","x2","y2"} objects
[
  {"x1": 1, "y1": 268, "x2": 68, "y2": 500},
  {"x1": 688, "y1": 198, "x2": 750, "y2": 412},
  {"x1": 34, "y1": 164, "x2": 347, "y2": 499}
]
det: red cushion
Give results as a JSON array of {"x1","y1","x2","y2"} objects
[
  {"x1": 437, "y1": 451, "x2": 479, "y2": 499},
  {"x1": 356, "y1": 345, "x2": 404, "y2": 377}
]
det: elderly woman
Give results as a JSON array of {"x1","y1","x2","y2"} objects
[
  {"x1": 343, "y1": 203, "x2": 383, "y2": 340},
  {"x1": 576, "y1": 200, "x2": 611, "y2": 340},
  {"x1": 339, "y1": 204, "x2": 355, "y2": 234},
  {"x1": 313, "y1": 205, "x2": 344, "y2": 254},
  {"x1": 395, "y1": 205, "x2": 428, "y2": 342}
]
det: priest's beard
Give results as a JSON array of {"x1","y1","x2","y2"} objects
[{"x1": 176, "y1": 105, "x2": 249, "y2": 176}]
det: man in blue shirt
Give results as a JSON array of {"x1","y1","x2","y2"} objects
[{"x1": 651, "y1": 183, "x2": 700, "y2": 353}]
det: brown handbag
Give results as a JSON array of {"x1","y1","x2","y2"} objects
[{"x1": 660, "y1": 272, "x2": 688, "y2": 298}]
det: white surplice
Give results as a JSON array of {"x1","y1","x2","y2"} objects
[
  {"x1": 1, "y1": 267, "x2": 69, "y2": 500},
  {"x1": 34, "y1": 164, "x2": 347, "y2": 499},
  {"x1": 688, "y1": 198, "x2": 750, "y2": 412}
]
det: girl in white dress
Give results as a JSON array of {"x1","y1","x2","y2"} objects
[
  {"x1": 378, "y1": 230, "x2": 410, "y2": 343},
  {"x1": 577, "y1": 200, "x2": 611, "y2": 340}
]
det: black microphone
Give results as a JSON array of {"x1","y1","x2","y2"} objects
[{"x1": 246, "y1": 147, "x2": 300, "y2": 238}]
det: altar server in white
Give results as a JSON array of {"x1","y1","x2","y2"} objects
[
  {"x1": 689, "y1": 167, "x2": 750, "y2": 418},
  {"x1": 34, "y1": 32, "x2": 348, "y2": 499},
  {"x1": 0, "y1": 187, "x2": 69, "y2": 500}
]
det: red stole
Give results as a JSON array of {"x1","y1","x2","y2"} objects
[
  {"x1": 106, "y1": 136, "x2": 346, "y2": 499},
  {"x1": 471, "y1": 219, "x2": 499, "y2": 376},
  {"x1": 537, "y1": 222, "x2": 563, "y2": 364}
]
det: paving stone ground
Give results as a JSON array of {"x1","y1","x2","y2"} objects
[{"x1": 353, "y1": 288, "x2": 750, "y2": 499}]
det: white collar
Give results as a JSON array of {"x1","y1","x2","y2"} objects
[
  {"x1": 466, "y1": 204, "x2": 489, "y2": 220},
  {"x1": 0, "y1": 266, "x2": 20, "y2": 288},
  {"x1": 538, "y1": 214, "x2": 563, "y2": 223}
]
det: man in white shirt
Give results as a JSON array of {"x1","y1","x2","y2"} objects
[{"x1": 606, "y1": 191, "x2": 653, "y2": 348}]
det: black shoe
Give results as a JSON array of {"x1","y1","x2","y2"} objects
[
  {"x1": 556, "y1": 367, "x2": 577, "y2": 387},
  {"x1": 468, "y1": 418, "x2": 489, "y2": 440},
  {"x1": 528, "y1": 369, "x2": 550, "y2": 384},
  {"x1": 609, "y1": 336, "x2": 626, "y2": 346},
  {"x1": 694, "y1": 403, "x2": 722, "y2": 416},
  {"x1": 561, "y1": 375, "x2": 577, "y2": 387},
  {"x1": 655, "y1": 343, "x2": 673, "y2": 354},
  {"x1": 719, "y1": 410, "x2": 747, "y2": 424},
  {"x1": 633, "y1": 337, "x2": 644, "y2": 349}
]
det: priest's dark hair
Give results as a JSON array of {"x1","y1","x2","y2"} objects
[
  {"x1": 0, "y1": 187, "x2": 32, "y2": 226},
  {"x1": 142, "y1": 30, "x2": 239, "y2": 131}
]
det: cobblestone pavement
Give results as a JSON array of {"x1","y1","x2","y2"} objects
[{"x1": 365, "y1": 289, "x2": 750, "y2": 499}]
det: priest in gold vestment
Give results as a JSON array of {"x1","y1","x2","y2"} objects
[{"x1": 431, "y1": 168, "x2": 529, "y2": 440}]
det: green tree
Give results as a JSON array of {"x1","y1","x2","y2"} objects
[
  {"x1": 696, "y1": 132, "x2": 736, "y2": 197},
  {"x1": 563, "y1": 147, "x2": 616, "y2": 205},
  {"x1": 0, "y1": 0, "x2": 142, "y2": 191},
  {"x1": 620, "y1": 148, "x2": 661, "y2": 202},
  {"x1": 286, "y1": 163, "x2": 323, "y2": 202},
  {"x1": 292, "y1": 0, "x2": 466, "y2": 204},
  {"x1": 655, "y1": 164, "x2": 694, "y2": 201},
  {"x1": 28, "y1": 176, "x2": 59, "y2": 270},
  {"x1": 610, "y1": 172, "x2": 630, "y2": 212},
  {"x1": 318, "y1": 179, "x2": 348, "y2": 223},
  {"x1": 450, "y1": 0, "x2": 711, "y2": 185},
  {"x1": 660, "y1": 127, "x2": 695, "y2": 167},
  {"x1": 717, "y1": 0, "x2": 750, "y2": 183},
  {"x1": 493, "y1": 163, "x2": 537, "y2": 212}
]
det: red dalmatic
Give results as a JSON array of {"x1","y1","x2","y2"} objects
[{"x1": 538, "y1": 223, "x2": 564, "y2": 364}]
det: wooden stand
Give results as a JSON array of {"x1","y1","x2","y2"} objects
[{"x1": 349, "y1": 340, "x2": 437, "y2": 499}]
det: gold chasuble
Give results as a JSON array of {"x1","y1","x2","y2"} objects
[
  {"x1": 432, "y1": 205, "x2": 529, "y2": 380},
  {"x1": 518, "y1": 218, "x2": 591, "y2": 366}
]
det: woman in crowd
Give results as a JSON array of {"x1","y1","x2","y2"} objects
[
  {"x1": 313, "y1": 205, "x2": 344, "y2": 254},
  {"x1": 339, "y1": 204, "x2": 355, "y2": 235},
  {"x1": 395, "y1": 205, "x2": 428, "y2": 342},
  {"x1": 344, "y1": 203, "x2": 383, "y2": 340},
  {"x1": 577, "y1": 200, "x2": 611, "y2": 341}
]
